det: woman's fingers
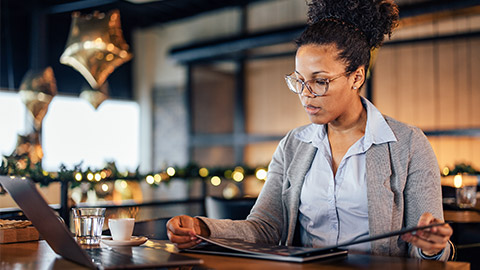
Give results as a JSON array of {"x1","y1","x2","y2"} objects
[
  {"x1": 167, "y1": 231, "x2": 193, "y2": 244},
  {"x1": 166, "y1": 215, "x2": 201, "y2": 249},
  {"x1": 416, "y1": 212, "x2": 434, "y2": 226},
  {"x1": 409, "y1": 230, "x2": 450, "y2": 246},
  {"x1": 175, "y1": 239, "x2": 203, "y2": 249},
  {"x1": 416, "y1": 225, "x2": 451, "y2": 243},
  {"x1": 404, "y1": 234, "x2": 447, "y2": 252},
  {"x1": 402, "y1": 213, "x2": 453, "y2": 256}
]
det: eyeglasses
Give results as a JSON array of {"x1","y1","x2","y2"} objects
[{"x1": 284, "y1": 72, "x2": 348, "y2": 97}]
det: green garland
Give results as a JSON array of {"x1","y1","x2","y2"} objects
[
  {"x1": 0, "y1": 155, "x2": 267, "y2": 190},
  {"x1": 443, "y1": 163, "x2": 479, "y2": 176}
]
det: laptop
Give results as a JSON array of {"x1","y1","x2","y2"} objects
[{"x1": 0, "y1": 175, "x2": 203, "y2": 269}]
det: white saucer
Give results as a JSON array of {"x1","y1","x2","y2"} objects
[{"x1": 101, "y1": 236, "x2": 148, "y2": 246}]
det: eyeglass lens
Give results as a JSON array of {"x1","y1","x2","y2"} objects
[{"x1": 286, "y1": 77, "x2": 328, "y2": 96}]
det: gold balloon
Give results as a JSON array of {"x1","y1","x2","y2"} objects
[
  {"x1": 10, "y1": 132, "x2": 43, "y2": 166},
  {"x1": 19, "y1": 67, "x2": 57, "y2": 131},
  {"x1": 60, "y1": 9, "x2": 132, "y2": 89},
  {"x1": 80, "y1": 82, "x2": 109, "y2": 109}
]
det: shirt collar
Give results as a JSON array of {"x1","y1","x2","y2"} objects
[
  {"x1": 295, "y1": 97, "x2": 397, "y2": 146},
  {"x1": 362, "y1": 96, "x2": 397, "y2": 145},
  {"x1": 295, "y1": 124, "x2": 323, "y2": 145}
]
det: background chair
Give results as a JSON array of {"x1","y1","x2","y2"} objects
[{"x1": 205, "y1": 196, "x2": 257, "y2": 220}]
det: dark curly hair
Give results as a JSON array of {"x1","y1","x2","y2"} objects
[{"x1": 296, "y1": 0, "x2": 399, "y2": 74}]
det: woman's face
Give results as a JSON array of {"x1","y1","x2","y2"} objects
[{"x1": 295, "y1": 44, "x2": 359, "y2": 125}]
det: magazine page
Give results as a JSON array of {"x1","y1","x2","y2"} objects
[
  {"x1": 186, "y1": 236, "x2": 348, "y2": 263},
  {"x1": 195, "y1": 235, "x2": 323, "y2": 257}
]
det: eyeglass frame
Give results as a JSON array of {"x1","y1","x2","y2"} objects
[{"x1": 284, "y1": 72, "x2": 348, "y2": 97}]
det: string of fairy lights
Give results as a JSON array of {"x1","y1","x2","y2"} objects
[
  {"x1": 72, "y1": 165, "x2": 268, "y2": 188},
  {"x1": 0, "y1": 155, "x2": 269, "y2": 190}
]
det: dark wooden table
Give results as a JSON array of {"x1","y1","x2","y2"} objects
[
  {"x1": 444, "y1": 210, "x2": 480, "y2": 223},
  {"x1": 0, "y1": 240, "x2": 470, "y2": 270}
]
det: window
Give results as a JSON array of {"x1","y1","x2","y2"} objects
[
  {"x1": 0, "y1": 90, "x2": 26, "y2": 156},
  {"x1": 42, "y1": 96, "x2": 140, "y2": 172}
]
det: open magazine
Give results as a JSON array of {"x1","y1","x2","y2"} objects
[
  {"x1": 183, "y1": 222, "x2": 450, "y2": 263},
  {"x1": 185, "y1": 236, "x2": 348, "y2": 262}
]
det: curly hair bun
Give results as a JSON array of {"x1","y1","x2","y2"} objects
[{"x1": 307, "y1": 0, "x2": 399, "y2": 48}]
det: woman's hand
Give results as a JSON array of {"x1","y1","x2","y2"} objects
[
  {"x1": 401, "y1": 212, "x2": 452, "y2": 256},
  {"x1": 166, "y1": 215, "x2": 210, "y2": 249}
]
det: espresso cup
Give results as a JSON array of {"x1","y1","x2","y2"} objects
[{"x1": 108, "y1": 218, "x2": 135, "y2": 241}]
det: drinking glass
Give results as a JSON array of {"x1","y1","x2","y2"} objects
[
  {"x1": 456, "y1": 185, "x2": 477, "y2": 208},
  {"x1": 72, "y1": 208, "x2": 106, "y2": 245}
]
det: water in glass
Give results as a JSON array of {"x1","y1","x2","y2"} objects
[
  {"x1": 72, "y1": 208, "x2": 106, "y2": 245},
  {"x1": 74, "y1": 215, "x2": 105, "y2": 244}
]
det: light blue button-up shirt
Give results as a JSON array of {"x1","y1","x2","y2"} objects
[{"x1": 296, "y1": 97, "x2": 397, "y2": 252}]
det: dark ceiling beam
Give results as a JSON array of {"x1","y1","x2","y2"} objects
[
  {"x1": 170, "y1": 24, "x2": 305, "y2": 63},
  {"x1": 399, "y1": 0, "x2": 480, "y2": 18},
  {"x1": 47, "y1": 0, "x2": 118, "y2": 14},
  {"x1": 384, "y1": 31, "x2": 480, "y2": 47},
  {"x1": 169, "y1": 0, "x2": 480, "y2": 63},
  {"x1": 127, "y1": 0, "x2": 265, "y2": 28},
  {"x1": 191, "y1": 29, "x2": 480, "y2": 64},
  {"x1": 191, "y1": 133, "x2": 283, "y2": 147},
  {"x1": 45, "y1": 0, "x2": 265, "y2": 27},
  {"x1": 424, "y1": 128, "x2": 480, "y2": 137}
]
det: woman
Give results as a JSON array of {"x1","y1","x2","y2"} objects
[{"x1": 167, "y1": 0, "x2": 454, "y2": 261}]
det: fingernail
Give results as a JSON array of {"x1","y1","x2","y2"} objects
[{"x1": 190, "y1": 236, "x2": 197, "y2": 241}]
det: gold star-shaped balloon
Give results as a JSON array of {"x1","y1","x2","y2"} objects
[
  {"x1": 19, "y1": 66, "x2": 57, "y2": 131},
  {"x1": 80, "y1": 82, "x2": 109, "y2": 109},
  {"x1": 60, "y1": 9, "x2": 132, "y2": 89}
]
